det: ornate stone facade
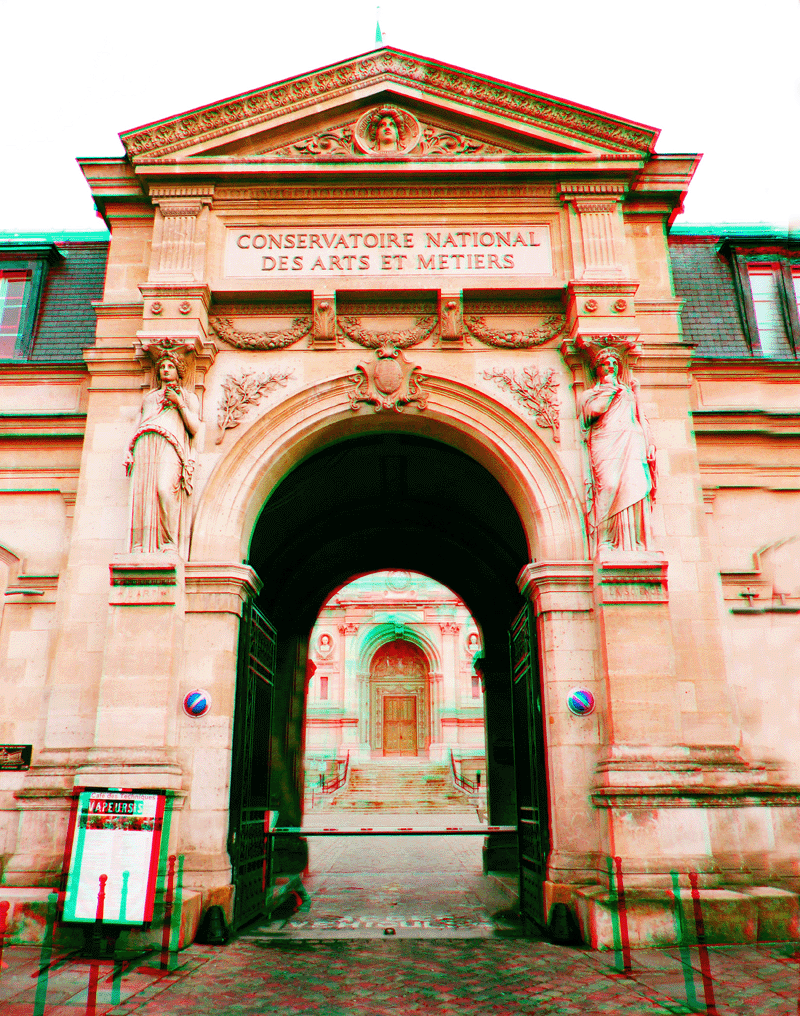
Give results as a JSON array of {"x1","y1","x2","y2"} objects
[{"x1": 0, "y1": 47, "x2": 798, "y2": 951}]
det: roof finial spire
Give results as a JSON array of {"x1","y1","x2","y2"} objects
[{"x1": 375, "y1": 6, "x2": 383, "y2": 46}]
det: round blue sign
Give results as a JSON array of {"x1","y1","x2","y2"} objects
[
  {"x1": 567, "y1": 689, "x2": 595, "y2": 716},
  {"x1": 183, "y1": 689, "x2": 211, "y2": 717}
]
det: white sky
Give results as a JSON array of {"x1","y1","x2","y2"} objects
[{"x1": 2, "y1": 0, "x2": 798, "y2": 233}]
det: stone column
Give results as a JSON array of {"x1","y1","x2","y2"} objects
[
  {"x1": 517, "y1": 561, "x2": 597, "y2": 888},
  {"x1": 558, "y1": 183, "x2": 627, "y2": 280},
  {"x1": 148, "y1": 187, "x2": 214, "y2": 283},
  {"x1": 179, "y1": 563, "x2": 261, "y2": 895},
  {"x1": 337, "y1": 623, "x2": 363, "y2": 756},
  {"x1": 438, "y1": 622, "x2": 460, "y2": 758},
  {"x1": 427, "y1": 669, "x2": 445, "y2": 761}
]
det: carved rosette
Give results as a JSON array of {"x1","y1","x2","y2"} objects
[{"x1": 349, "y1": 345, "x2": 428, "y2": 413}]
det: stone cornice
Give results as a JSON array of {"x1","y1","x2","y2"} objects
[
  {"x1": 592, "y1": 785, "x2": 800, "y2": 808},
  {"x1": 120, "y1": 48, "x2": 658, "y2": 160},
  {"x1": 517, "y1": 561, "x2": 594, "y2": 614},
  {"x1": 185, "y1": 562, "x2": 262, "y2": 615}
]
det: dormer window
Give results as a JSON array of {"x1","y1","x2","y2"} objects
[
  {"x1": 746, "y1": 264, "x2": 788, "y2": 357},
  {"x1": 0, "y1": 271, "x2": 28, "y2": 356},
  {"x1": 716, "y1": 239, "x2": 800, "y2": 359},
  {"x1": 0, "y1": 242, "x2": 63, "y2": 359}
]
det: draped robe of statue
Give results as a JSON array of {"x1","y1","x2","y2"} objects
[
  {"x1": 126, "y1": 380, "x2": 200, "y2": 554},
  {"x1": 579, "y1": 375, "x2": 655, "y2": 552}
]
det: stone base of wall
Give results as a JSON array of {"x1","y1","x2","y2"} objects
[
  {"x1": 547, "y1": 881, "x2": 800, "y2": 950},
  {"x1": 0, "y1": 885, "x2": 233, "y2": 951}
]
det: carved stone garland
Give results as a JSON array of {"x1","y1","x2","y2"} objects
[
  {"x1": 465, "y1": 314, "x2": 565, "y2": 348},
  {"x1": 216, "y1": 370, "x2": 293, "y2": 443},
  {"x1": 211, "y1": 316, "x2": 312, "y2": 350},
  {"x1": 338, "y1": 315, "x2": 437, "y2": 349},
  {"x1": 483, "y1": 367, "x2": 560, "y2": 441}
]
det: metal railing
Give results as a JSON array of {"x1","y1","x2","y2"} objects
[
  {"x1": 307, "y1": 751, "x2": 350, "y2": 808},
  {"x1": 449, "y1": 749, "x2": 482, "y2": 794}
]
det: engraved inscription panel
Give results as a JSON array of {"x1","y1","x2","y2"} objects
[{"x1": 226, "y1": 225, "x2": 553, "y2": 281}]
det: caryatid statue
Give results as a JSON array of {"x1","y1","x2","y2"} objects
[
  {"x1": 125, "y1": 351, "x2": 201, "y2": 554},
  {"x1": 578, "y1": 345, "x2": 656, "y2": 552}
]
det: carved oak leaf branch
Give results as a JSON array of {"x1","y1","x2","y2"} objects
[
  {"x1": 483, "y1": 366, "x2": 560, "y2": 442},
  {"x1": 417, "y1": 128, "x2": 505, "y2": 156},
  {"x1": 464, "y1": 314, "x2": 565, "y2": 348},
  {"x1": 338, "y1": 315, "x2": 437, "y2": 349},
  {"x1": 216, "y1": 371, "x2": 293, "y2": 443},
  {"x1": 211, "y1": 316, "x2": 312, "y2": 350}
]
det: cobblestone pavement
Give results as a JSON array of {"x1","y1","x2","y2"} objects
[
  {"x1": 3, "y1": 818, "x2": 798, "y2": 1014},
  {"x1": 1, "y1": 938, "x2": 799, "y2": 1015}
]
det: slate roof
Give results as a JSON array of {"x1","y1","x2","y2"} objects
[
  {"x1": 30, "y1": 237, "x2": 109, "y2": 363},
  {"x1": 668, "y1": 234, "x2": 752, "y2": 359}
]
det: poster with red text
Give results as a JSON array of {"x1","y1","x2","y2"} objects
[{"x1": 62, "y1": 790, "x2": 165, "y2": 924}]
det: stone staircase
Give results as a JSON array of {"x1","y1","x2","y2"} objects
[{"x1": 323, "y1": 759, "x2": 473, "y2": 812}]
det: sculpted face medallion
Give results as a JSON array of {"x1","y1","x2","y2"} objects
[{"x1": 353, "y1": 106, "x2": 421, "y2": 155}]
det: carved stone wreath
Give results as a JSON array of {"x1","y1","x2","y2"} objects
[
  {"x1": 465, "y1": 314, "x2": 565, "y2": 348},
  {"x1": 211, "y1": 316, "x2": 312, "y2": 350},
  {"x1": 338, "y1": 315, "x2": 437, "y2": 349},
  {"x1": 483, "y1": 366, "x2": 560, "y2": 441}
]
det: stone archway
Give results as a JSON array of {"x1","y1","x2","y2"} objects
[{"x1": 181, "y1": 374, "x2": 592, "y2": 923}]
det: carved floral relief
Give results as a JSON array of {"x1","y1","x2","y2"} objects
[
  {"x1": 263, "y1": 106, "x2": 509, "y2": 160},
  {"x1": 216, "y1": 370, "x2": 293, "y2": 443},
  {"x1": 483, "y1": 366, "x2": 560, "y2": 442}
]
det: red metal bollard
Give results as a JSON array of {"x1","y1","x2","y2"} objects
[
  {"x1": 160, "y1": 855, "x2": 177, "y2": 971},
  {"x1": 688, "y1": 871, "x2": 719, "y2": 1016},
  {"x1": 613, "y1": 856, "x2": 633, "y2": 977},
  {"x1": 86, "y1": 874, "x2": 108, "y2": 1016}
]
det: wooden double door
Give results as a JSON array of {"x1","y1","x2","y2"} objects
[{"x1": 383, "y1": 695, "x2": 417, "y2": 756}]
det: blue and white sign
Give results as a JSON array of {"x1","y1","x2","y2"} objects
[
  {"x1": 567, "y1": 689, "x2": 595, "y2": 716},
  {"x1": 183, "y1": 689, "x2": 211, "y2": 718}
]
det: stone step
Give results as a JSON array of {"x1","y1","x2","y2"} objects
[{"x1": 323, "y1": 761, "x2": 472, "y2": 812}]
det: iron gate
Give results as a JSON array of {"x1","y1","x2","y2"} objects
[
  {"x1": 509, "y1": 602, "x2": 550, "y2": 932},
  {"x1": 229, "y1": 601, "x2": 277, "y2": 928}
]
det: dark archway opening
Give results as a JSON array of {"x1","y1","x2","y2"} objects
[{"x1": 232, "y1": 430, "x2": 545, "y2": 930}]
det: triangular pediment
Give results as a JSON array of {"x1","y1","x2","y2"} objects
[{"x1": 120, "y1": 48, "x2": 658, "y2": 163}]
